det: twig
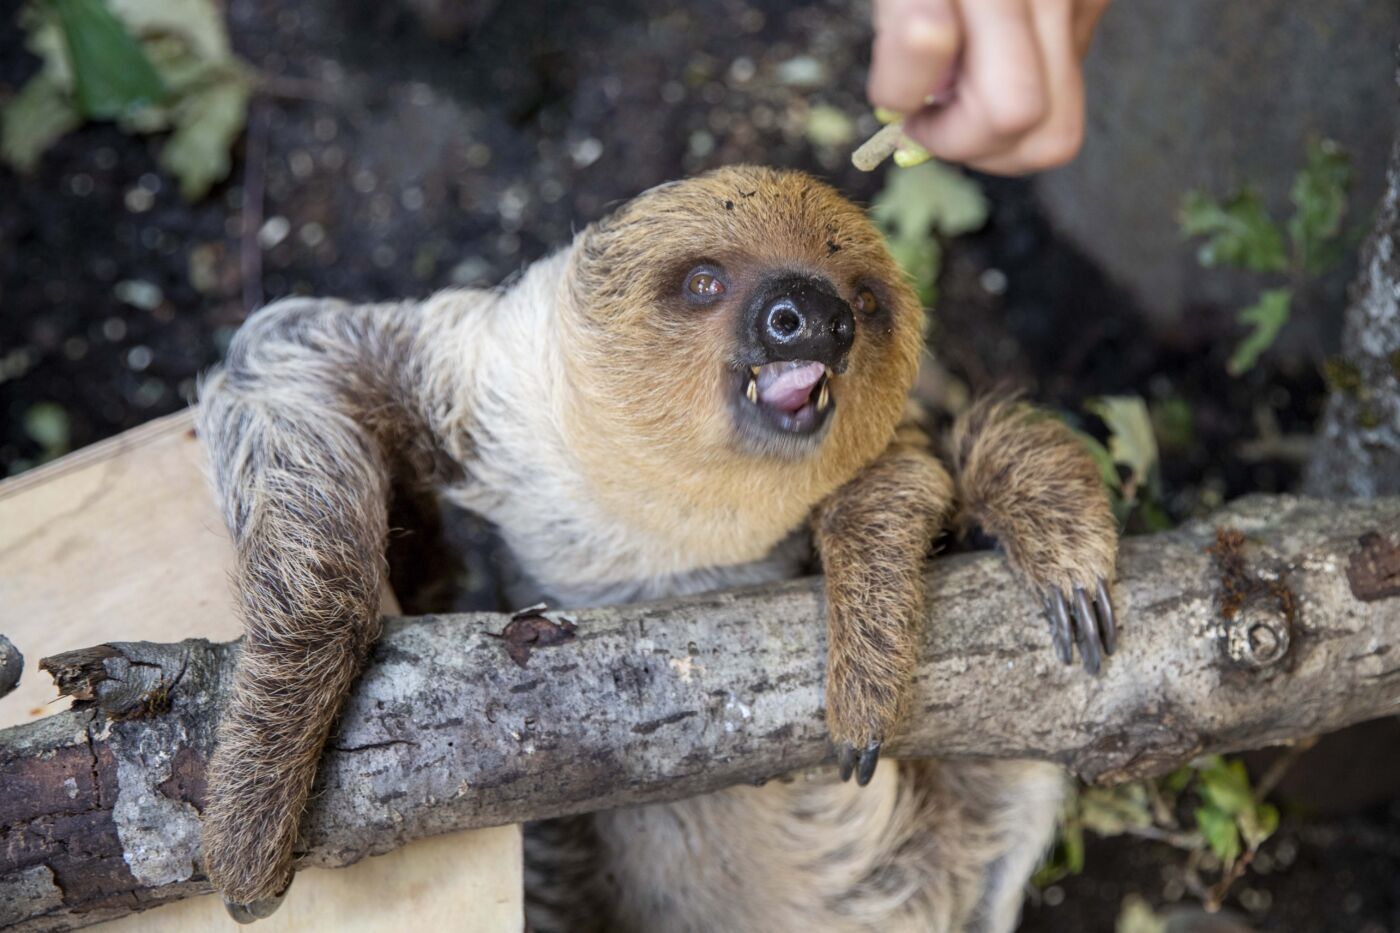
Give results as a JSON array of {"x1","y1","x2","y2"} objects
[{"x1": 240, "y1": 100, "x2": 267, "y2": 316}]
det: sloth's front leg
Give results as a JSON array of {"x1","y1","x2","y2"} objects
[
  {"x1": 813, "y1": 433, "x2": 954, "y2": 784},
  {"x1": 195, "y1": 297, "x2": 443, "y2": 919},
  {"x1": 950, "y1": 399, "x2": 1121, "y2": 673}
]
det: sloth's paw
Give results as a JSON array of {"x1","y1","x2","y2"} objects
[{"x1": 824, "y1": 655, "x2": 907, "y2": 787}]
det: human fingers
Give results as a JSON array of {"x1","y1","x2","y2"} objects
[
  {"x1": 900, "y1": 0, "x2": 1049, "y2": 167},
  {"x1": 868, "y1": 0, "x2": 963, "y2": 115}
]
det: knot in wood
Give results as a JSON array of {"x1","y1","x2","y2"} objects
[{"x1": 1227, "y1": 599, "x2": 1290, "y2": 668}]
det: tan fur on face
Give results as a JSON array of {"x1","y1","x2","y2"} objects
[{"x1": 560, "y1": 166, "x2": 924, "y2": 568}]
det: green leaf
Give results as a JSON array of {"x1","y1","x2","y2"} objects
[
  {"x1": 1033, "y1": 794, "x2": 1086, "y2": 887},
  {"x1": 1227, "y1": 287, "x2": 1292, "y2": 376},
  {"x1": 1288, "y1": 138, "x2": 1351, "y2": 274},
  {"x1": 1, "y1": 72, "x2": 83, "y2": 172},
  {"x1": 23, "y1": 402, "x2": 71, "y2": 457},
  {"x1": 1080, "y1": 785, "x2": 1154, "y2": 837},
  {"x1": 1073, "y1": 429, "x2": 1120, "y2": 492},
  {"x1": 1069, "y1": 427, "x2": 1131, "y2": 524},
  {"x1": 1162, "y1": 766, "x2": 1195, "y2": 794},
  {"x1": 871, "y1": 160, "x2": 988, "y2": 240},
  {"x1": 1115, "y1": 894, "x2": 1167, "y2": 933},
  {"x1": 881, "y1": 235, "x2": 940, "y2": 306},
  {"x1": 804, "y1": 105, "x2": 854, "y2": 149},
  {"x1": 1239, "y1": 801, "x2": 1280, "y2": 850},
  {"x1": 1150, "y1": 395, "x2": 1194, "y2": 452},
  {"x1": 1196, "y1": 805, "x2": 1242, "y2": 865},
  {"x1": 1197, "y1": 756, "x2": 1253, "y2": 816},
  {"x1": 869, "y1": 161, "x2": 985, "y2": 307},
  {"x1": 1180, "y1": 188, "x2": 1288, "y2": 273},
  {"x1": 160, "y1": 71, "x2": 248, "y2": 199},
  {"x1": 53, "y1": 0, "x2": 168, "y2": 119},
  {"x1": 1085, "y1": 396, "x2": 1159, "y2": 496},
  {"x1": 1137, "y1": 499, "x2": 1174, "y2": 532},
  {"x1": 1063, "y1": 819, "x2": 1085, "y2": 875}
]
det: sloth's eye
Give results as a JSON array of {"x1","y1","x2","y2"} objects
[
  {"x1": 853, "y1": 287, "x2": 879, "y2": 314},
  {"x1": 686, "y1": 271, "x2": 725, "y2": 298}
]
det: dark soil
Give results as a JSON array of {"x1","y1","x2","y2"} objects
[{"x1": 0, "y1": 0, "x2": 1387, "y2": 929}]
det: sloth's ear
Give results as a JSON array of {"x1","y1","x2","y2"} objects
[
  {"x1": 636, "y1": 178, "x2": 684, "y2": 199},
  {"x1": 592, "y1": 179, "x2": 681, "y2": 230}
]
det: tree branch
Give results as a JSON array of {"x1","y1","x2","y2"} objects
[{"x1": 2, "y1": 495, "x2": 1398, "y2": 930}]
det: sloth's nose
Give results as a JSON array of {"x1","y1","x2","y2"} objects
[{"x1": 754, "y1": 276, "x2": 855, "y2": 366}]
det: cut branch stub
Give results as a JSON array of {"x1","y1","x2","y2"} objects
[
  {"x1": 40, "y1": 642, "x2": 190, "y2": 719},
  {"x1": 0, "y1": 635, "x2": 21, "y2": 700}
]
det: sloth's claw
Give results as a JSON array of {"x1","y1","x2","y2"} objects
[
  {"x1": 838, "y1": 743, "x2": 857, "y2": 782},
  {"x1": 836, "y1": 740, "x2": 882, "y2": 786},
  {"x1": 1073, "y1": 585, "x2": 1102, "y2": 675},
  {"x1": 1043, "y1": 581, "x2": 1118, "y2": 675},
  {"x1": 1096, "y1": 577, "x2": 1117, "y2": 656},
  {"x1": 1046, "y1": 591, "x2": 1074, "y2": 665},
  {"x1": 855, "y1": 742, "x2": 881, "y2": 786}
]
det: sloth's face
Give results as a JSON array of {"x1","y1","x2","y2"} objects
[
  {"x1": 679, "y1": 260, "x2": 869, "y2": 451},
  {"x1": 564, "y1": 166, "x2": 924, "y2": 558}
]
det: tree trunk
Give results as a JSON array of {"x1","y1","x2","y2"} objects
[
  {"x1": 1305, "y1": 115, "x2": 1400, "y2": 497},
  {"x1": 2, "y1": 495, "x2": 1398, "y2": 931}
]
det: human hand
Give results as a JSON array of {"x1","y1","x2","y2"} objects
[{"x1": 867, "y1": 0, "x2": 1110, "y2": 175}]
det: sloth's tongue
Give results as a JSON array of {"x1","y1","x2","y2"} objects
[{"x1": 755, "y1": 360, "x2": 825, "y2": 413}]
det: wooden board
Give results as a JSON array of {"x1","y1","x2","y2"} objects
[{"x1": 0, "y1": 409, "x2": 523, "y2": 931}]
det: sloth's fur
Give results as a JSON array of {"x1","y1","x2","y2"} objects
[{"x1": 197, "y1": 165, "x2": 1117, "y2": 931}]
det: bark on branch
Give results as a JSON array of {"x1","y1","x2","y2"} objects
[{"x1": 2, "y1": 495, "x2": 1398, "y2": 931}]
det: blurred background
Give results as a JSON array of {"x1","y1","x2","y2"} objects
[{"x1": 2, "y1": 0, "x2": 1398, "y2": 929}]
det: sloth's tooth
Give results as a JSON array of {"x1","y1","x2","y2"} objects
[
  {"x1": 750, "y1": 366, "x2": 761, "y2": 377},
  {"x1": 746, "y1": 378, "x2": 759, "y2": 404},
  {"x1": 817, "y1": 381, "x2": 830, "y2": 411}
]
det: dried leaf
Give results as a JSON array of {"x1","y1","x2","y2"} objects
[
  {"x1": 161, "y1": 70, "x2": 248, "y2": 199},
  {"x1": 0, "y1": 72, "x2": 82, "y2": 172},
  {"x1": 1085, "y1": 396, "x2": 1159, "y2": 498},
  {"x1": 108, "y1": 0, "x2": 233, "y2": 61}
]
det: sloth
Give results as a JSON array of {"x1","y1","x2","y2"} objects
[{"x1": 197, "y1": 165, "x2": 1118, "y2": 930}]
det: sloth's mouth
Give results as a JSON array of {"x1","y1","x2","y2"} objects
[{"x1": 738, "y1": 359, "x2": 834, "y2": 436}]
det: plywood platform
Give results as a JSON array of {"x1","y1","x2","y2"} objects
[{"x1": 0, "y1": 409, "x2": 523, "y2": 931}]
